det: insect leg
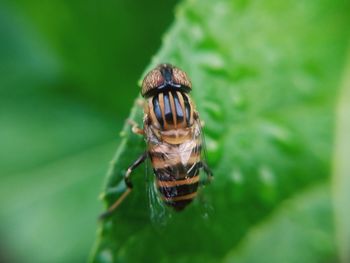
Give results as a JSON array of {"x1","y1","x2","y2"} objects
[
  {"x1": 136, "y1": 98, "x2": 146, "y2": 107},
  {"x1": 127, "y1": 119, "x2": 144, "y2": 135},
  {"x1": 99, "y1": 152, "x2": 148, "y2": 219},
  {"x1": 199, "y1": 161, "x2": 213, "y2": 186}
]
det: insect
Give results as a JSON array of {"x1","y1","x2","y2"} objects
[{"x1": 100, "y1": 63, "x2": 213, "y2": 219}]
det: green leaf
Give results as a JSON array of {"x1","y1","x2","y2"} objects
[
  {"x1": 92, "y1": 0, "x2": 350, "y2": 262},
  {"x1": 223, "y1": 184, "x2": 335, "y2": 263},
  {"x1": 0, "y1": 0, "x2": 179, "y2": 261},
  {"x1": 332, "y1": 50, "x2": 350, "y2": 262}
]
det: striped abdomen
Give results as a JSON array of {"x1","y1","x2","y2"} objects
[
  {"x1": 148, "y1": 90, "x2": 194, "y2": 130},
  {"x1": 149, "y1": 138, "x2": 202, "y2": 211}
]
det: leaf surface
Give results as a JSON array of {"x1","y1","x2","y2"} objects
[
  {"x1": 92, "y1": 0, "x2": 350, "y2": 262},
  {"x1": 224, "y1": 184, "x2": 335, "y2": 263},
  {"x1": 332, "y1": 50, "x2": 350, "y2": 262}
]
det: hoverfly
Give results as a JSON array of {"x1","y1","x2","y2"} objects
[{"x1": 100, "y1": 64, "x2": 213, "y2": 219}]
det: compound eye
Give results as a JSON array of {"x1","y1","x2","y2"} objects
[
  {"x1": 141, "y1": 64, "x2": 192, "y2": 97},
  {"x1": 141, "y1": 68, "x2": 164, "y2": 96},
  {"x1": 172, "y1": 67, "x2": 192, "y2": 89}
]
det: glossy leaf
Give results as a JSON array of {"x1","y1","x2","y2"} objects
[
  {"x1": 92, "y1": 0, "x2": 350, "y2": 262},
  {"x1": 224, "y1": 184, "x2": 335, "y2": 263}
]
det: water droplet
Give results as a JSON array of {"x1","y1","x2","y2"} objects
[
  {"x1": 98, "y1": 249, "x2": 113, "y2": 263},
  {"x1": 206, "y1": 136, "x2": 219, "y2": 153},
  {"x1": 190, "y1": 24, "x2": 204, "y2": 41},
  {"x1": 214, "y1": 2, "x2": 230, "y2": 15},
  {"x1": 119, "y1": 131, "x2": 127, "y2": 137},
  {"x1": 203, "y1": 101, "x2": 223, "y2": 119},
  {"x1": 196, "y1": 51, "x2": 225, "y2": 70},
  {"x1": 261, "y1": 121, "x2": 291, "y2": 146},
  {"x1": 259, "y1": 165, "x2": 275, "y2": 185},
  {"x1": 230, "y1": 169, "x2": 244, "y2": 184},
  {"x1": 231, "y1": 91, "x2": 246, "y2": 109}
]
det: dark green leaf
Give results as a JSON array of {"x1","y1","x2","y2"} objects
[
  {"x1": 1, "y1": 0, "x2": 177, "y2": 114},
  {"x1": 0, "y1": 0, "x2": 179, "y2": 261}
]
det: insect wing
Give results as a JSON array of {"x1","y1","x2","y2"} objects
[
  {"x1": 192, "y1": 118, "x2": 214, "y2": 219},
  {"x1": 145, "y1": 157, "x2": 172, "y2": 225},
  {"x1": 195, "y1": 118, "x2": 213, "y2": 181},
  {"x1": 143, "y1": 115, "x2": 212, "y2": 221}
]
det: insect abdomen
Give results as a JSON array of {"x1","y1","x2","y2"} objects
[
  {"x1": 150, "y1": 143, "x2": 202, "y2": 211},
  {"x1": 155, "y1": 168, "x2": 200, "y2": 211}
]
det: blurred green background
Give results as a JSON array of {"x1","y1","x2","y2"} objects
[
  {"x1": 0, "y1": 0, "x2": 176, "y2": 262},
  {"x1": 1, "y1": 0, "x2": 350, "y2": 263}
]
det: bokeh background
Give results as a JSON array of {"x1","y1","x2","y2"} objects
[
  {"x1": 0, "y1": 1, "x2": 177, "y2": 262},
  {"x1": 1, "y1": 0, "x2": 350, "y2": 263}
]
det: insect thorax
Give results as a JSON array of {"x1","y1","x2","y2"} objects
[{"x1": 146, "y1": 90, "x2": 195, "y2": 132}]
